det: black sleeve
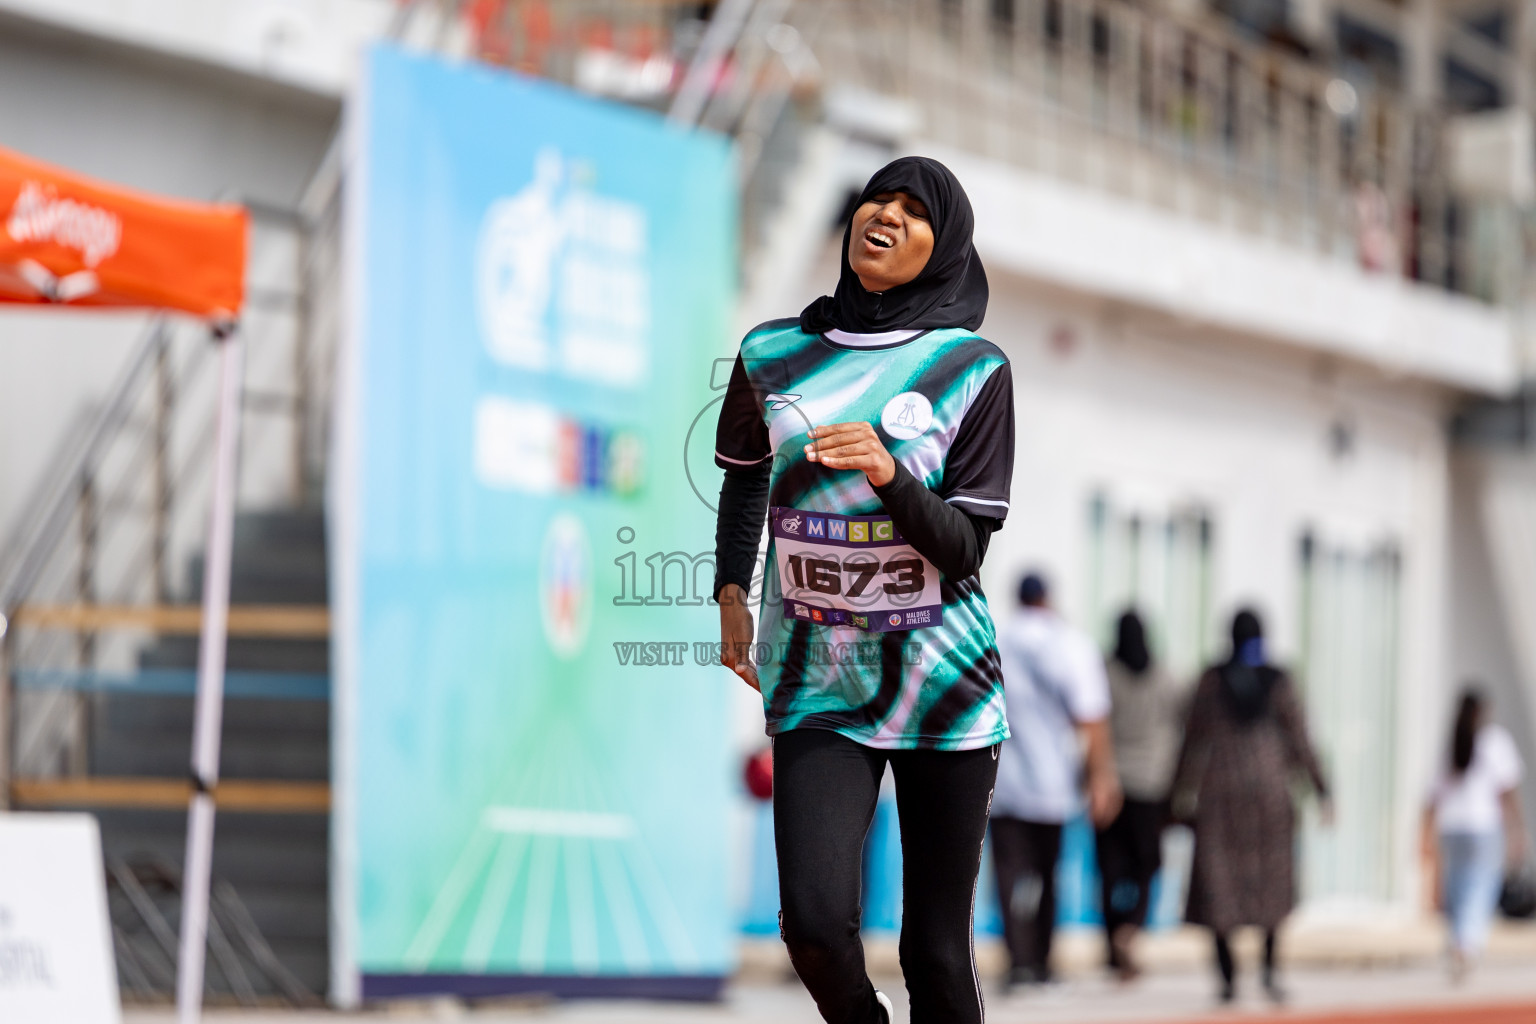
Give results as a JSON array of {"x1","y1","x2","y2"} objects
[
  {"x1": 872, "y1": 461, "x2": 999, "y2": 580},
  {"x1": 937, "y1": 362, "x2": 1014, "y2": 519},
  {"x1": 713, "y1": 354, "x2": 772, "y2": 600},
  {"x1": 713, "y1": 354, "x2": 772, "y2": 470},
  {"x1": 713, "y1": 463, "x2": 770, "y2": 600},
  {"x1": 870, "y1": 361, "x2": 1013, "y2": 580}
]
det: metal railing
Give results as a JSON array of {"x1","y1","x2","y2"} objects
[
  {"x1": 0, "y1": 175, "x2": 343, "y2": 792},
  {"x1": 804, "y1": 0, "x2": 1529, "y2": 306},
  {"x1": 402, "y1": 0, "x2": 1531, "y2": 311}
]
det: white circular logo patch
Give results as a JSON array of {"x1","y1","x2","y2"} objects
[{"x1": 881, "y1": 392, "x2": 933, "y2": 440}]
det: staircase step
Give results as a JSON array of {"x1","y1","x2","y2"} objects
[
  {"x1": 187, "y1": 555, "x2": 329, "y2": 605},
  {"x1": 96, "y1": 808, "x2": 329, "y2": 996},
  {"x1": 232, "y1": 509, "x2": 326, "y2": 550},
  {"x1": 90, "y1": 740, "x2": 329, "y2": 780},
  {"x1": 94, "y1": 694, "x2": 328, "y2": 732},
  {"x1": 138, "y1": 637, "x2": 329, "y2": 673},
  {"x1": 90, "y1": 695, "x2": 327, "y2": 780}
]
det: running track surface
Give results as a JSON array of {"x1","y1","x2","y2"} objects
[{"x1": 1194, "y1": 1003, "x2": 1536, "y2": 1024}]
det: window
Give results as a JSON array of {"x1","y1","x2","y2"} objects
[
  {"x1": 1297, "y1": 531, "x2": 1402, "y2": 907},
  {"x1": 1085, "y1": 492, "x2": 1216, "y2": 680}
]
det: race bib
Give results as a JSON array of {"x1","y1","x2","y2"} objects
[{"x1": 770, "y1": 506, "x2": 943, "y2": 632}]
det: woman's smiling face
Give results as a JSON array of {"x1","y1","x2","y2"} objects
[{"x1": 846, "y1": 190, "x2": 934, "y2": 294}]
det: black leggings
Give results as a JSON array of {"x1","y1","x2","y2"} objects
[{"x1": 773, "y1": 728, "x2": 1000, "y2": 1024}]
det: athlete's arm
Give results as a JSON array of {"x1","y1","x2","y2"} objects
[
  {"x1": 714, "y1": 463, "x2": 770, "y2": 691},
  {"x1": 803, "y1": 424, "x2": 995, "y2": 579},
  {"x1": 713, "y1": 352, "x2": 773, "y2": 690},
  {"x1": 806, "y1": 361, "x2": 1014, "y2": 580},
  {"x1": 714, "y1": 460, "x2": 770, "y2": 600},
  {"x1": 871, "y1": 458, "x2": 999, "y2": 579}
]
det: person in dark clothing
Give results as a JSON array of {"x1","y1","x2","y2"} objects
[
  {"x1": 1171, "y1": 608, "x2": 1332, "y2": 1004},
  {"x1": 713, "y1": 157, "x2": 1014, "y2": 1024},
  {"x1": 1096, "y1": 609, "x2": 1187, "y2": 980}
]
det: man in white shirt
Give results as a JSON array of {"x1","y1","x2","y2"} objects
[{"x1": 991, "y1": 573, "x2": 1122, "y2": 987}]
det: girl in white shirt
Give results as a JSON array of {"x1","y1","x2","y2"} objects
[{"x1": 1423, "y1": 688, "x2": 1528, "y2": 979}]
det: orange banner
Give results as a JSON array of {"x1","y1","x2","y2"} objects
[{"x1": 0, "y1": 145, "x2": 246, "y2": 319}]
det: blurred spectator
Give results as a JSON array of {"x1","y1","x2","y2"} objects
[
  {"x1": 1171, "y1": 608, "x2": 1331, "y2": 1005},
  {"x1": 1096, "y1": 609, "x2": 1187, "y2": 981},
  {"x1": 1422, "y1": 687, "x2": 1528, "y2": 982},
  {"x1": 991, "y1": 573, "x2": 1122, "y2": 989}
]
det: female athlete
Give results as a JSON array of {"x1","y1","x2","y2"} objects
[{"x1": 712, "y1": 156, "x2": 1014, "y2": 1024}]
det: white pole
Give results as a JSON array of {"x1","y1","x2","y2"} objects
[
  {"x1": 667, "y1": 0, "x2": 756, "y2": 127},
  {"x1": 176, "y1": 325, "x2": 245, "y2": 1024}
]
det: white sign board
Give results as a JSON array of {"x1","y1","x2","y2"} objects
[{"x1": 0, "y1": 813, "x2": 120, "y2": 1024}]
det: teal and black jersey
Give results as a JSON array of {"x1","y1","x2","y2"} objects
[{"x1": 715, "y1": 320, "x2": 1014, "y2": 750}]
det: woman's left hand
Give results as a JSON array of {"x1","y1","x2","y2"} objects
[{"x1": 805, "y1": 422, "x2": 896, "y2": 487}]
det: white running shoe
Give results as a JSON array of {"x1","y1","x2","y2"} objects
[{"x1": 875, "y1": 989, "x2": 894, "y2": 1023}]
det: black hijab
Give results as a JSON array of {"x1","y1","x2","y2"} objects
[
  {"x1": 800, "y1": 156, "x2": 989, "y2": 335},
  {"x1": 1219, "y1": 608, "x2": 1278, "y2": 725},
  {"x1": 1113, "y1": 609, "x2": 1152, "y2": 677}
]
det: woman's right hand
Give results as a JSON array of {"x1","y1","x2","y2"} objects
[{"x1": 718, "y1": 583, "x2": 760, "y2": 692}]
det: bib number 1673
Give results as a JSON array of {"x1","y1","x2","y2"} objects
[{"x1": 783, "y1": 553, "x2": 924, "y2": 597}]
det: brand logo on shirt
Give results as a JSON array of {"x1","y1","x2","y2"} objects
[
  {"x1": 851, "y1": 614, "x2": 869, "y2": 629},
  {"x1": 811, "y1": 608, "x2": 825, "y2": 622},
  {"x1": 781, "y1": 514, "x2": 802, "y2": 534},
  {"x1": 763, "y1": 392, "x2": 801, "y2": 410},
  {"x1": 794, "y1": 603, "x2": 809, "y2": 617},
  {"x1": 887, "y1": 613, "x2": 903, "y2": 627},
  {"x1": 881, "y1": 391, "x2": 934, "y2": 440}
]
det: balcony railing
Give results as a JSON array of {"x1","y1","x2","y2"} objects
[
  {"x1": 423, "y1": 0, "x2": 1532, "y2": 311},
  {"x1": 806, "y1": 0, "x2": 1529, "y2": 306}
]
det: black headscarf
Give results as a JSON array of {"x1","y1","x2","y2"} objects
[
  {"x1": 1113, "y1": 609, "x2": 1152, "y2": 676},
  {"x1": 800, "y1": 156, "x2": 989, "y2": 335},
  {"x1": 1219, "y1": 608, "x2": 1278, "y2": 725}
]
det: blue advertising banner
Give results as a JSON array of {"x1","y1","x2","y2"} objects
[{"x1": 332, "y1": 45, "x2": 736, "y2": 1001}]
